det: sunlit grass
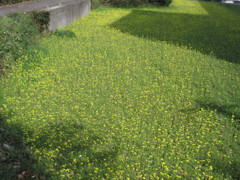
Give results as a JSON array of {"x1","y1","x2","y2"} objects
[{"x1": 1, "y1": 0, "x2": 240, "y2": 179}]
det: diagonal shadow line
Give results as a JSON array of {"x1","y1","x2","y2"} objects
[
  {"x1": 109, "y1": 4, "x2": 240, "y2": 64},
  {"x1": 181, "y1": 100, "x2": 240, "y2": 120},
  {"x1": 196, "y1": 100, "x2": 240, "y2": 121}
]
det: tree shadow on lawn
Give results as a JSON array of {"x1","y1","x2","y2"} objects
[
  {"x1": 220, "y1": 2, "x2": 240, "y2": 15},
  {"x1": 210, "y1": 155, "x2": 240, "y2": 180},
  {"x1": 181, "y1": 98, "x2": 240, "y2": 119},
  {"x1": 109, "y1": 2, "x2": 240, "y2": 64},
  {"x1": 180, "y1": 99, "x2": 240, "y2": 179},
  {"x1": 196, "y1": 100, "x2": 240, "y2": 121},
  {"x1": 29, "y1": 120, "x2": 119, "y2": 179},
  {"x1": 197, "y1": 100, "x2": 240, "y2": 179},
  {"x1": 52, "y1": 30, "x2": 77, "y2": 38},
  {"x1": 0, "y1": 113, "x2": 119, "y2": 179},
  {"x1": 0, "y1": 112, "x2": 48, "y2": 179}
]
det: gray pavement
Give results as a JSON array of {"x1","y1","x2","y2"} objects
[{"x1": 0, "y1": 0, "x2": 79, "y2": 16}]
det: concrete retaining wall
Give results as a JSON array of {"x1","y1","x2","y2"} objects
[
  {"x1": 46, "y1": 0, "x2": 91, "y2": 31},
  {"x1": 0, "y1": 0, "x2": 91, "y2": 31}
]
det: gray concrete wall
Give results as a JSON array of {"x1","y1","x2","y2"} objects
[
  {"x1": 46, "y1": 0, "x2": 91, "y2": 31},
  {"x1": 0, "y1": 0, "x2": 91, "y2": 31}
]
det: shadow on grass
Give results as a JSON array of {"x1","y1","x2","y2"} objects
[
  {"x1": 0, "y1": 113, "x2": 48, "y2": 179},
  {"x1": 196, "y1": 100, "x2": 240, "y2": 121},
  {"x1": 0, "y1": 112, "x2": 119, "y2": 178},
  {"x1": 220, "y1": 2, "x2": 240, "y2": 15},
  {"x1": 27, "y1": 120, "x2": 119, "y2": 178},
  {"x1": 110, "y1": 2, "x2": 240, "y2": 63},
  {"x1": 52, "y1": 30, "x2": 77, "y2": 38},
  {"x1": 211, "y1": 156, "x2": 240, "y2": 180},
  {"x1": 181, "y1": 99, "x2": 240, "y2": 179},
  {"x1": 197, "y1": 100, "x2": 240, "y2": 179},
  {"x1": 181, "y1": 99, "x2": 240, "y2": 124}
]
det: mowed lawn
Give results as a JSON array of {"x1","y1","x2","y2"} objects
[{"x1": 1, "y1": 0, "x2": 240, "y2": 179}]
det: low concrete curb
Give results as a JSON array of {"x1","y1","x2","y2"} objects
[{"x1": 0, "y1": 0, "x2": 91, "y2": 31}]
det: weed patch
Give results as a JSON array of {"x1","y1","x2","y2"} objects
[{"x1": 0, "y1": 13, "x2": 38, "y2": 74}]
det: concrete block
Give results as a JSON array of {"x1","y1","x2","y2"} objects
[{"x1": 45, "y1": 0, "x2": 91, "y2": 31}]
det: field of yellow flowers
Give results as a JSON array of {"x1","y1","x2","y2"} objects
[{"x1": 1, "y1": 0, "x2": 240, "y2": 179}]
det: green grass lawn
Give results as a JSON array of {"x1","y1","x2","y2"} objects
[{"x1": 1, "y1": 0, "x2": 240, "y2": 179}]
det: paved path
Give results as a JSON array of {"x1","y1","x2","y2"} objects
[{"x1": 0, "y1": 0, "x2": 77, "y2": 16}]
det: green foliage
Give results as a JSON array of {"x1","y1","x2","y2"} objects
[
  {"x1": 102, "y1": 0, "x2": 171, "y2": 7},
  {"x1": 0, "y1": 112, "x2": 48, "y2": 179},
  {"x1": 1, "y1": 0, "x2": 240, "y2": 179},
  {"x1": 0, "y1": 0, "x2": 33, "y2": 5},
  {"x1": 149, "y1": 0, "x2": 171, "y2": 6},
  {"x1": 30, "y1": 11, "x2": 50, "y2": 33},
  {"x1": 91, "y1": 0, "x2": 102, "y2": 9},
  {"x1": 53, "y1": 30, "x2": 77, "y2": 38},
  {"x1": 0, "y1": 13, "x2": 37, "y2": 74}
]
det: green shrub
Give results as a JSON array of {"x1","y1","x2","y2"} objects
[
  {"x1": 0, "y1": 0, "x2": 33, "y2": 5},
  {"x1": 102, "y1": 0, "x2": 171, "y2": 6},
  {"x1": 91, "y1": 0, "x2": 101, "y2": 9},
  {"x1": 148, "y1": 0, "x2": 171, "y2": 5},
  {"x1": 0, "y1": 13, "x2": 37, "y2": 73},
  {"x1": 30, "y1": 11, "x2": 50, "y2": 33}
]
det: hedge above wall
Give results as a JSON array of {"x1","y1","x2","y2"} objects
[
  {"x1": 0, "y1": 0, "x2": 33, "y2": 5},
  {"x1": 102, "y1": 0, "x2": 171, "y2": 6}
]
